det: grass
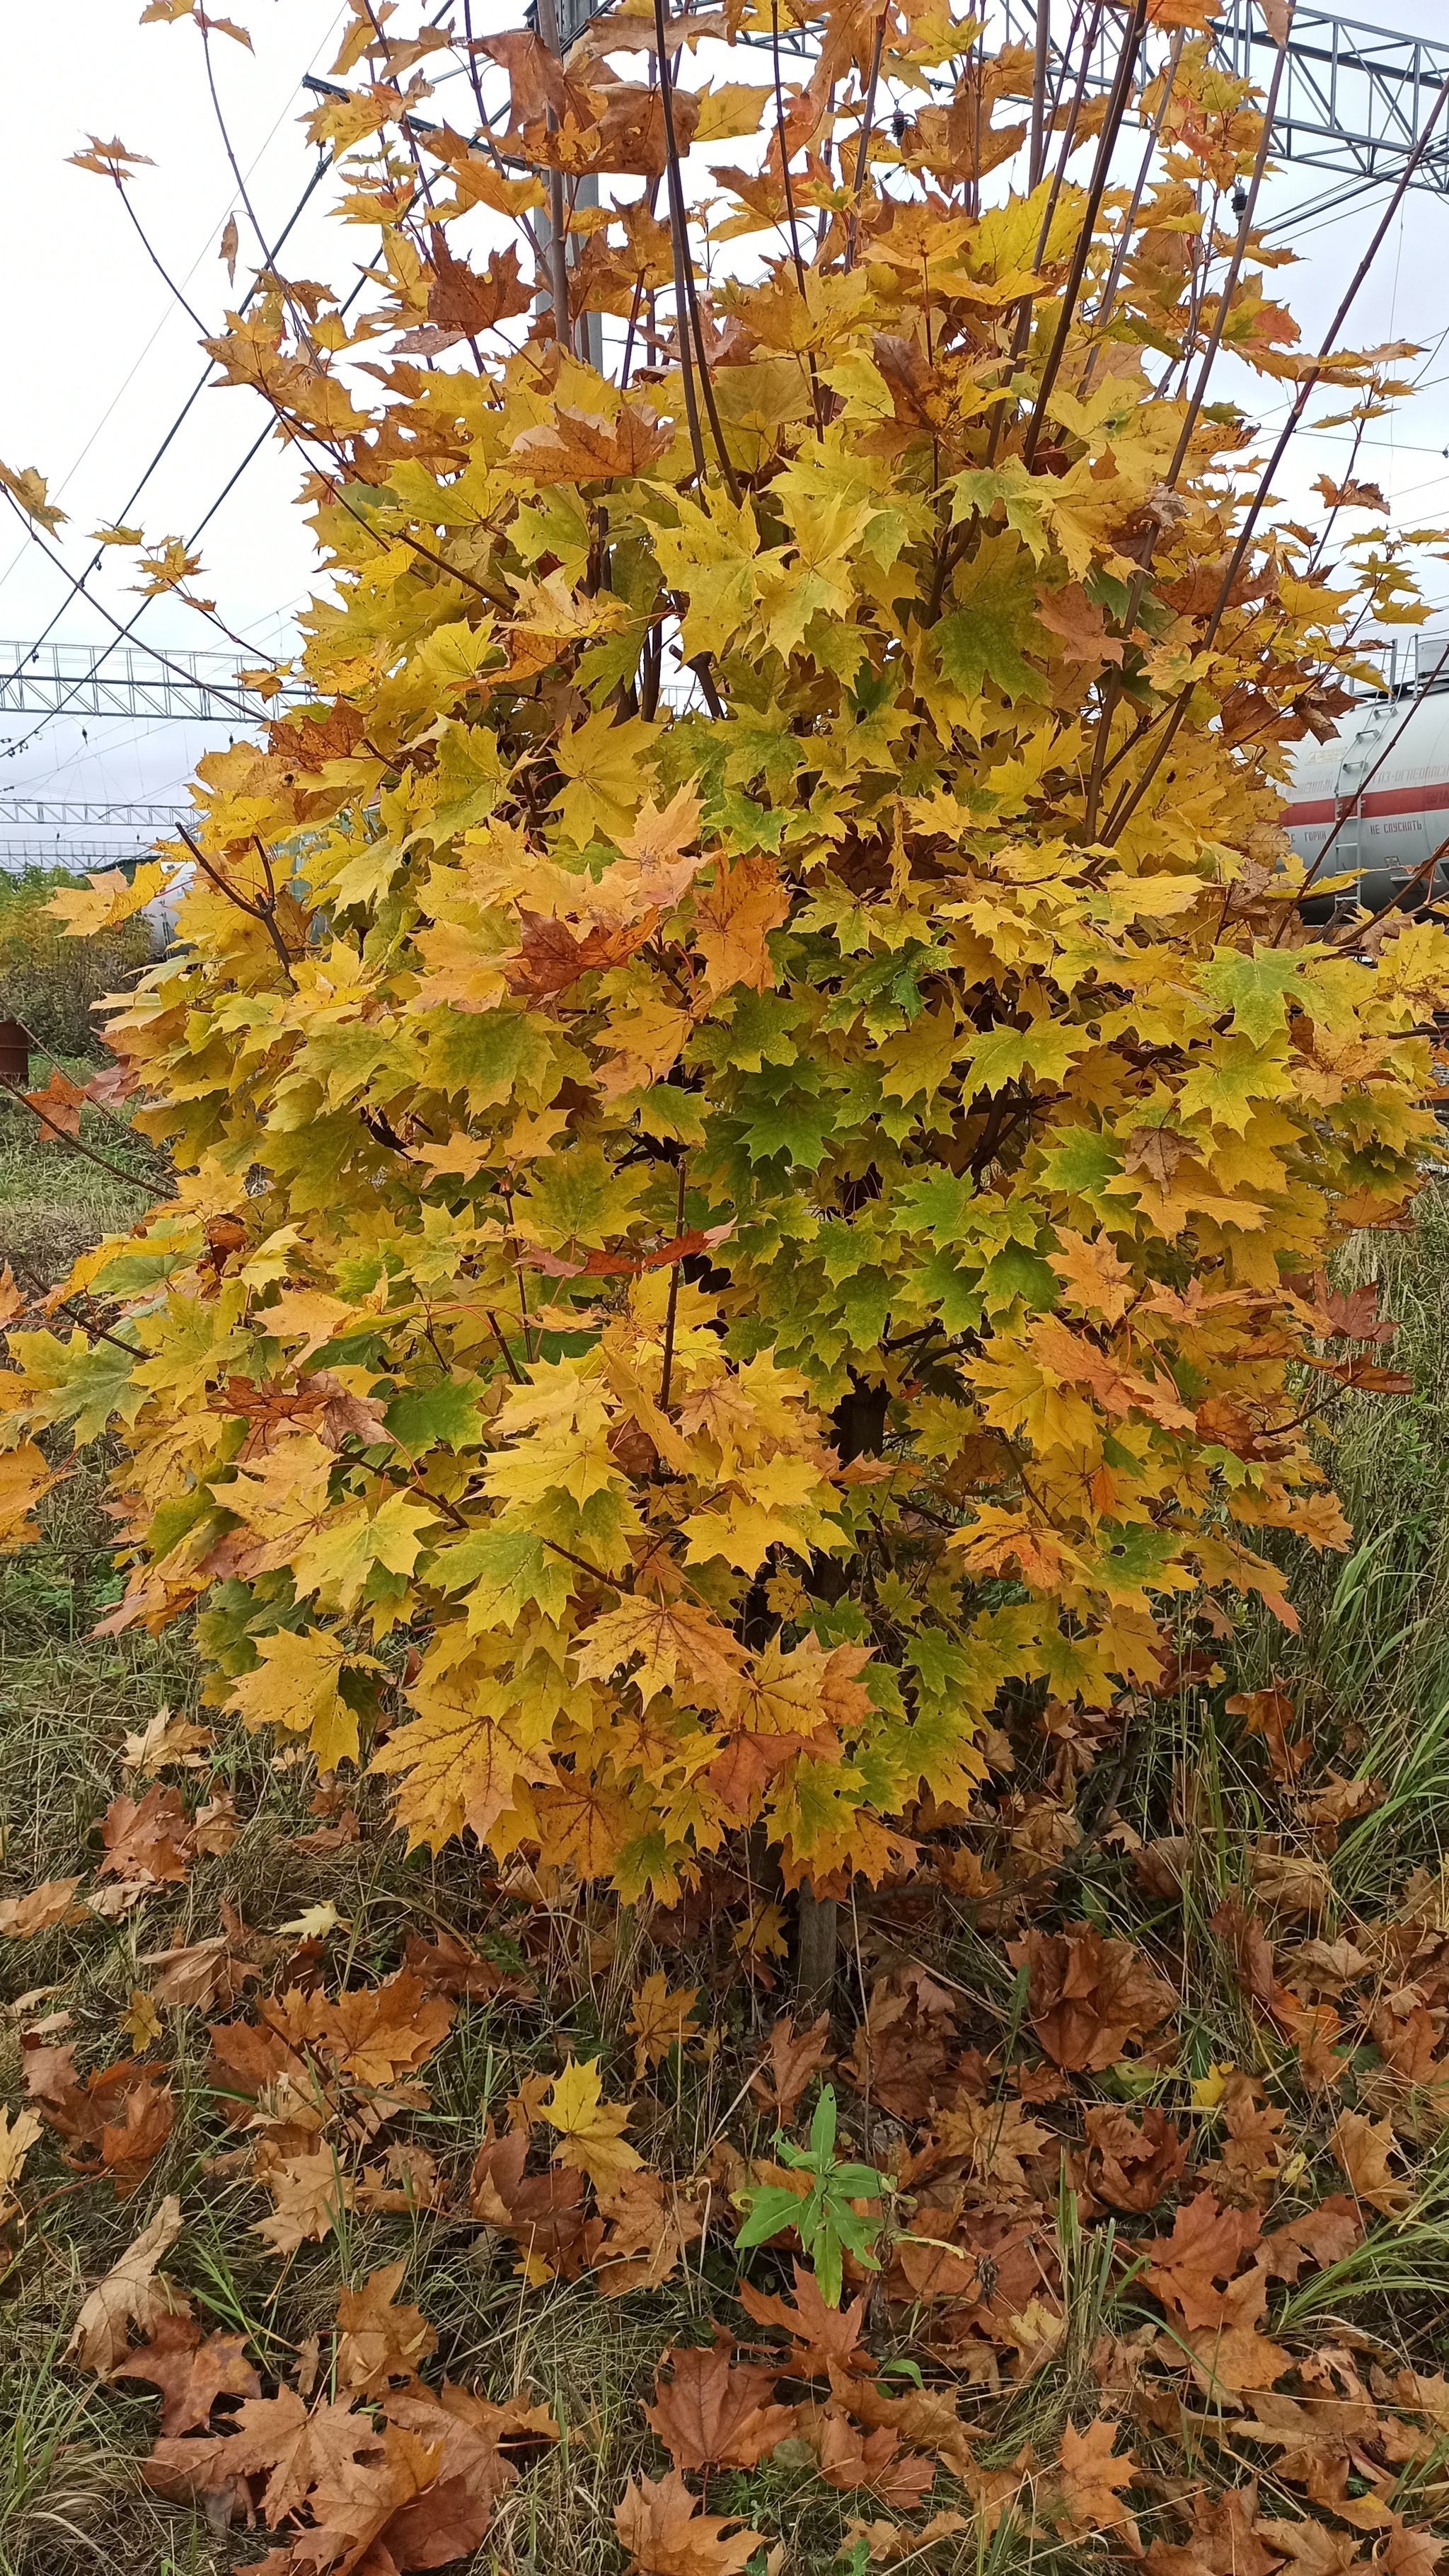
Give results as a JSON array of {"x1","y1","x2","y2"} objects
[{"x1": 6, "y1": 1122, "x2": 1449, "y2": 2570}]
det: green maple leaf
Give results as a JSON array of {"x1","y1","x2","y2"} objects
[
  {"x1": 836, "y1": 1266, "x2": 891, "y2": 1345},
  {"x1": 424, "y1": 1006, "x2": 558, "y2": 1113},
  {"x1": 896, "y1": 1171, "x2": 977, "y2": 1242},
  {"x1": 436, "y1": 1525, "x2": 575, "y2": 1628},
  {"x1": 1175, "y1": 1035, "x2": 1288, "y2": 1135},
  {"x1": 1039, "y1": 1128, "x2": 1124, "y2": 1197},
  {"x1": 1196, "y1": 951, "x2": 1305, "y2": 1048},
  {"x1": 981, "y1": 1240, "x2": 1057, "y2": 1309},
  {"x1": 934, "y1": 533, "x2": 1050, "y2": 704},
  {"x1": 384, "y1": 1379, "x2": 485, "y2": 1455},
  {"x1": 521, "y1": 1143, "x2": 649, "y2": 1247},
  {"x1": 915, "y1": 1247, "x2": 983, "y2": 1331}
]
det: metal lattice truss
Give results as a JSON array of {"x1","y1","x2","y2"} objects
[
  {"x1": 0, "y1": 799, "x2": 187, "y2": 828},
  {"x1": 994, "y1": 1, "x2": 1449, "y2": 228},
  {"x1": 0, "y1": 641, "x2": 304, "y2": 726},
  {"x1": 548, "y1": 0, "x2": 1449, "y2": 222}
]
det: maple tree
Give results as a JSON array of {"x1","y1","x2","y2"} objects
[{"x1": 3, "y1": 0, "x2": 1448, "y2": 2011}]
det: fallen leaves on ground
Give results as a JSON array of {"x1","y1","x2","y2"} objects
[
  {"x1": 67, "y1": 2195, "x2": 184, "y2": 2370},
  {"x1": 0, "y1": 2102, "x2": 42, "y2": 2221},
  {"x1": 335, "y1": 2261, "x2": 437, "y2": 2396},
  {"x1": 23, "y1": 2035, "x2": 174, "y2": 2195},
  {"x1": 542, "y1": 2054, "x2": 643, "y2": 2192},
  {"x1": 0, "y1": 1875, "x2": 83, "y2": 1937},
  {"x1": 1009, "y1": 1925, "x2": 1178, "y2": 2070},
  {"x1": 645, "y1": 2330, "x2": 797, "y2": 2470},
  {"x1": 750, "y1": 2010, "x2": 833, "y2": 2125},
  {"x1": 109, "y1": 2257, "x2": 558, "y2": 2570},
  {"x1": 627, "y1": 1972, "x2": 700, "y2": 2079},
  {"x1": 98, "y1": 1782, "x2": 197, "y2": 1893},
  {"x1": 614, "y1": 2466, "x2": 763, "y2": 2576},
  {"x1": 112, "y1": 2310, "x2": 262, "y2": 2432}
]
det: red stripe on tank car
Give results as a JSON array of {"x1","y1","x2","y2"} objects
[
  {"x1": 1361, "y1": 780, "x2": 1449, "y2": 817},
  {"x1": 1281, "y1": 781, "x2": 1449, "y2": 828}
]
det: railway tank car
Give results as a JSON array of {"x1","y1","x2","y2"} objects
[{"x1": 1281, "y1": 638, "x2": 1449, "y2": 919}]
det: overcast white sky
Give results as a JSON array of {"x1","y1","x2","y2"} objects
[{"x1": 2, "y1": 0, "x2": 1449, "y2": 849}]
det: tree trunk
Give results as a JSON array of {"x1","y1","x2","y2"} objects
[{"x1": 795, "y1": 1880, "x2": 838, "y2": 2011}]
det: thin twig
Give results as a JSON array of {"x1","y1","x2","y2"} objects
[
  {"x1": 1164, "y1": 14, "x2": 1292, "y2": 491},
  {"x1": 658, "y1": 1159, "x2": 688, "y2": 1410},
  {"x1": 1078, "y1": 29, "x2": 1184, "y2": 395},
  {"x1": 843, "y1": 7, "x2": 887, "y2": 273},
  {"x1": 0, "y1": 1243, "x2": 144, "y2": 1357},
  {"x1": 652, "y1": 0, "x2": 711, "y2": 486},
  {"x1": 0, "y1": 490, "x2": 261, "y2": 722},
  {"x1": 1021, "y1": 0, "x2": 1148, "y2": 470},
  {"x1": 1, "y1": 1081, "x2": 156, "y2": 1194},
  {"x1": 485, "y1": 1309, "x2": 526, "y2": 1384},
  {"x1": 175, "y1": 824, "x2": 297, "y2": 985}
]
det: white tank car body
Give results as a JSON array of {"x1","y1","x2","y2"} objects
[{"x1": 1281, "y1": 676, "x2": 1449, "y2": 910}]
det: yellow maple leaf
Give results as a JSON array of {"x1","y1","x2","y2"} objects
[
  {"x1": 625, "y1": 1972, "x2": 700, "y2": 2079},
  {"x1": 45, "y1": 859, "x2": 177, "y2": 936},
  {"x1": 570, "y1": 1595, "x2": 746, "y2": 1712},
  {"x1": 0, "y1": 1440, "x2": 61, "y2": 1551},
  {"x1": 226, "y1": 1625, "x2": 380, "y2": 1770},
  {"x1": 542, "y1": 2055, "x2": 643, "y2": 2191},
  {"x1": 691, "y1": 853, "x2": 790, "y2": 1001},
  {"x1": 371, "y1": 1659, "x2": 558, "y2": 1847},
  {"x1": 120, "y1": 1989, "x2": 163, "y2": 2055}
]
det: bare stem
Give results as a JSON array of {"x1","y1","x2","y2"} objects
[{"x1": 658, "y1": 1159, "x2": 688, "y2": 1412}]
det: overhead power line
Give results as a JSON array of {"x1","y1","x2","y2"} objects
[{"x1": 0, "y1": 147, "x2": 337, "y2": 706}]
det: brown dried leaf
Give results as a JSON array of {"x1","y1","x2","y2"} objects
[
  {"x1": 400, "y1": 1927, "x2": 533, "y2": 2000},
  {"x1": 814, "y1": 2407, "x2": 936, "y2": 2510},
  {"x1": 120, "y1": 1710, "x2": 216, "y2": 1774},
  {"x1": 1008, "y1": 1925, "x2": 1176, "y2": 2070},
  {"x1": 251, "y1": 2147, "x2": 356, "y2": 2256},
  {"x1": 1145, "y1": 2485, "x2": 1279, "y2": 2576},
  {"x1": 615, "y1": 2466, "x2": 764, "y2": 2576},
  {"x1": 335, "y1": 2258, "x2": 437, "y2": 2395},
  {"x1": 0, "y1": 1876, "x2": 83, "y2": 1938},
  {"x1": 1328, "y1": 2110, "x2": 1412, "y2": 2217},
  {"x1": 1073, "y1": 2104, "x2": 1188, "y2": 2213},
  {"x1": 645, "y1": 2328, "x2": 797, "y2": 2470},
  {"x1": 738, "y1": 2263, "x2": 872, "y2": 2377},
  {"x1": 111, "y1": 2311, "x2": 260, "y2": 2433},
  {"x1": 626, "y1": 1971, "x2": 700, "y2": 2080},
  {"x1": 750, "y1": 2010, "x2": 833, "y2": 2125},
  {"x1": 593, "y1": 2167, "x2": 703, "y2": 2297},
  {"x1": 98, "y1": 1782, "x2": 196, "y2": 1890},
  {"x1": 1226, "y1": 1689, "x2": 1310, "y2": 1782},
  {"x1": 67, "y1": 2195, "x2": 184, "y2": 2372},
  {"x1": 510, "y1": 401, "x2": 673, "y2": 485},
  {"x1": 1053, "y1": 2415, "x2": 1140, "y2": 2547}
]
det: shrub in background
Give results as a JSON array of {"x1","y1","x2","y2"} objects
[{"x1": 0, "y1": 869, "x2": 151, "y2": 1060}]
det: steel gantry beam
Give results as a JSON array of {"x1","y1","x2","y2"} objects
[
  {"x1": 970, "y1": 3, "x2": 1449, "y2": 208},
  {"x1": 0, "y1": 640, "x2": 306, "y2": 726},
  {"x1": 0, "y1": 799, "x2": 187, "y2": 829}
]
